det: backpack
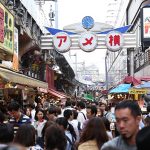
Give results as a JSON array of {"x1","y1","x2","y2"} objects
[{"x1": 66, "y1": 135, "x2": 76, "y2": 150}]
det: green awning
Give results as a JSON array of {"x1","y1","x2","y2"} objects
[{"x1": 83, "y1": 94, "x2": 94, "y2": 101}]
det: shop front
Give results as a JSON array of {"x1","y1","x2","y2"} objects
[{"x1": 0, "y1": 66, "x2": 48, "y2": 107}]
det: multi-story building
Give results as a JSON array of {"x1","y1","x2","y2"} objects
[
  {"x1": 0, "y1": 0, "x2": 75, "y2": 104},
  {"x1": 105, "y1": 0, "x2": 150, "y2": 89}
]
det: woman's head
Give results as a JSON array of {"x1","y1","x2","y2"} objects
[
  {"x1": 79, "y1": 117, "x2": 108, "y2": 149},
  {"x1": 13, "y1": 124, "x2": 36, "y2": 147},
  {"x1": 45, "y1": 125, "x2": 67, "y2": 150},
  {"x1": 35, "y1": 109, "x2": 45, "y2": 121}
]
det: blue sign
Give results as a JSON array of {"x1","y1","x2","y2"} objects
[{"x1": 82, "y1": 16, "x2": 94, "y2": 30}]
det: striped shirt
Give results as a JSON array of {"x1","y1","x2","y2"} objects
[{"x1": 9, "y1": 113, "x2": 31, "y2": 134}]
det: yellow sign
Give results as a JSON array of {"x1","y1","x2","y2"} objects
[
  {"x1": 0, "y1": 2, "x2": 14, "y2": 56},
  {"x1": 129, "y1": 89, "x2": 147, "y2": 94}
]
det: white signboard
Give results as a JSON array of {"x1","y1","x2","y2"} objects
[
  {"x1": 143, "y1": 7, "x2": 150, "y2": 38},
  {"x1": 79, "y1": 32, "x2": 97, "y2": 52},
  {"x1": 105, "y1": 31, "x2": 124, "y2": 52},
  {"x1": 53, "y1": 32, "x2": 71, "y2": 53}
]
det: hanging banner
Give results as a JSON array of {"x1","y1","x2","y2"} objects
[
  {"x1": 0, "y1": 2, "x2": 14, "y2": 56},
  {"x1": 12, "y1": 27, "x2": 19, "y2": 70}
]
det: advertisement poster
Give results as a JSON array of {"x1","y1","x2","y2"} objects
[{"x1": 143, "y1": 7, "x2": 150, "y2": 38}]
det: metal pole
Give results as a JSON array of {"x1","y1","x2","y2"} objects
[
  {"x1": 105, "y1": 56, "x2": 108, "y2": 90},
  {"x1": 55, "y1": 0, "x2": 58, "y2": 28},
  {"x1": 130, "y1": 48, "x2": 134, "y2": 76}
]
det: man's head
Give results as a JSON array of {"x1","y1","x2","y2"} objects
[
  {"x1": 77, "y1": 101, "x2": 86, "y2": 111},
  {"x1": 7, "y1": 102, "x2": 21, "y2": 119},
  {"x1": 115, "y1": 100, "x2": 141, "y2": 142},
  {"x1": 86, "y1": 105, "x2": 97, "y2": 119}
]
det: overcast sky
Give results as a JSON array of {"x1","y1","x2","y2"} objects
[
  {"x1": 47, "y1": 0, "x2": 110, "y2": 77},
  {"x1": 57, "y1": 0, "x2": 109, "y2": 76}
]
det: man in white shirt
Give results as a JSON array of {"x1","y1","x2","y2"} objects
[{"x1": 76, "y1": 101, "x2": 87, "y2": 124}]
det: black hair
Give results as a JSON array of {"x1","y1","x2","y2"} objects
[
  {"x1": 72, "y1": 109, "x2": 78, "y2": 119},
  {"x1": 65, "y1": 100, "x2": 72, "y2": 107},
  {"x1": 86, "y1": 105, "x2": 97, "y2": 116},
  {"x1": 63, "y1": 109, "x2": 72, "y2": 120},
  {"x1": 7, "y1": 101, "x2": 20, "y2": 111},
  {"x1": 34, "y1": 109, "x2": 45, "y2": 121},
  {"x1": 115, "y1": 100, "x2": 142, "y2": 117},
  {"x1": 77, "y1": 101, "x2": 86, "y2": 109},
  {"x1": 0, "y1": 123, "x2": 14, "y2": 143},
  {"x1": 136, "y1": 126, "x2": 150, "y2": 150},
  {"x1": 56, "y1": 117, "x2": 76, "y2": 140},
  {"x1": 0, "y1": 111, "x2": 5, "y2": 123},
  {"x1": 101, "y1": 117, "x2": 110, "y2": 131},
  {"x1": 47, "y1": 106, "x2": 56, "y2": 114}
]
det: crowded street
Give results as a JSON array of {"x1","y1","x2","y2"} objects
[{"x1": 0, "y1": 0, "x2": 150, "y2": 150}]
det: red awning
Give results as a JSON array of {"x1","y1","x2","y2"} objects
[{"x1": 48, "y1": 89, "x2": 66, "y2": 99}]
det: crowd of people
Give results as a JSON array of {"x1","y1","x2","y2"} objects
[{"x1": 0, "y1": 97, "x2": 150, "y2": 150}]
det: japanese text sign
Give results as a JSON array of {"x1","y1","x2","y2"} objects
[
  {"x1": 105, "y1": 31, "x2": 124, "y2": 52},
  {"x1": 0, "y1": 2, "x2": 14, "y2": 55},
  {"x1": 53, "y1": 32, "x2": 71, "y2": 53},
  {"x1": 79, "y1": 32, "x2": 97, "y2": 52}
]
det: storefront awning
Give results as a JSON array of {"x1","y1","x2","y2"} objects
[
  {"x1": 0, "y1": 67, "x2": 48, "y2": 88},
  {"x1": 48, "y1": 88, "x2": 66, "y2": 99},
  {"x1": 109, "y1": 84, "x2": 131, "y2": 94}
]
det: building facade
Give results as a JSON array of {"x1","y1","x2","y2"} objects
[{"x1": 105, "y1": 0, "x2": 150, "y2": 89}]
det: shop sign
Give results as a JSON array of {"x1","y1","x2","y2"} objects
[
  {"x1": 0, "y1": 2, "x2": 14, "y2": 55},
  {"x1": 53, "y1": 32, "x2": 71, "y2": 53},
  {"x1": 142, "y1": 6, "x2": 150, "y2": 39},
  {"x1": 129, "y1": 89, "x2": 147, "y2": 94},
  {"x1": 79, "y1": 32, "x2": 97, "y2": 52},
  {"x1": 105, "y1": 31, "x2": 124, "y2": 52}
]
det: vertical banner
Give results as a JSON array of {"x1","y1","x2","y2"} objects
[
  {"x1": 12, "y1": 27, "x2": 19, "y2": 70},
  {"x1": 0, "y1": 2, "x2": 14, "y2": 57}
]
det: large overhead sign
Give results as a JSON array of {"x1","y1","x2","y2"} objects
[{"x1": 41, "y1": 16, "x2": 136, "y2": 53}]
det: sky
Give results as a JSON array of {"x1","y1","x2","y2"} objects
[
  {"x1": 49, "y1": 0, "x2": 110, "y2": 77},
  {"x1": 57, "y1": 0, "x2": 109, "y2": 76}
]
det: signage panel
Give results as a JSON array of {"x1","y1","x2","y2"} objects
[{"x1": 0, "y1": 2, "x2": 14, "y2": 55}]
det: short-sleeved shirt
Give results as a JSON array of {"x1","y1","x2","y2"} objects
[
  {"x1": 101, "y1": 136, "x2": 137, "y2": 150},
  {"x1": 9, "y1": 113, "x2": 31, "y2": 134}
]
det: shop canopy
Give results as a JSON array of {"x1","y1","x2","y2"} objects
[
  {"x1": 109, "y1": 84, "x2": 131, "y2": 94},
  {"x1": 0, "y1": 67, "x2": 48, "y2": 88},
  {"x1": 48, "y1": 88, "x2": 66, "y2": 99},
  {"x1": 83, "y1": 93, "x2": 94, "y2": 101},
  {"x1": 122, "y1": 76, "x2": 141, "y2": 86},
  {"x1": 134, "y1": 81, "x2": 150, "y2": 88}
]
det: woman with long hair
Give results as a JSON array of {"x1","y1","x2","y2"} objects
[{"x1": 78, "y1": 117, "x2": 108, "y2": 150}]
